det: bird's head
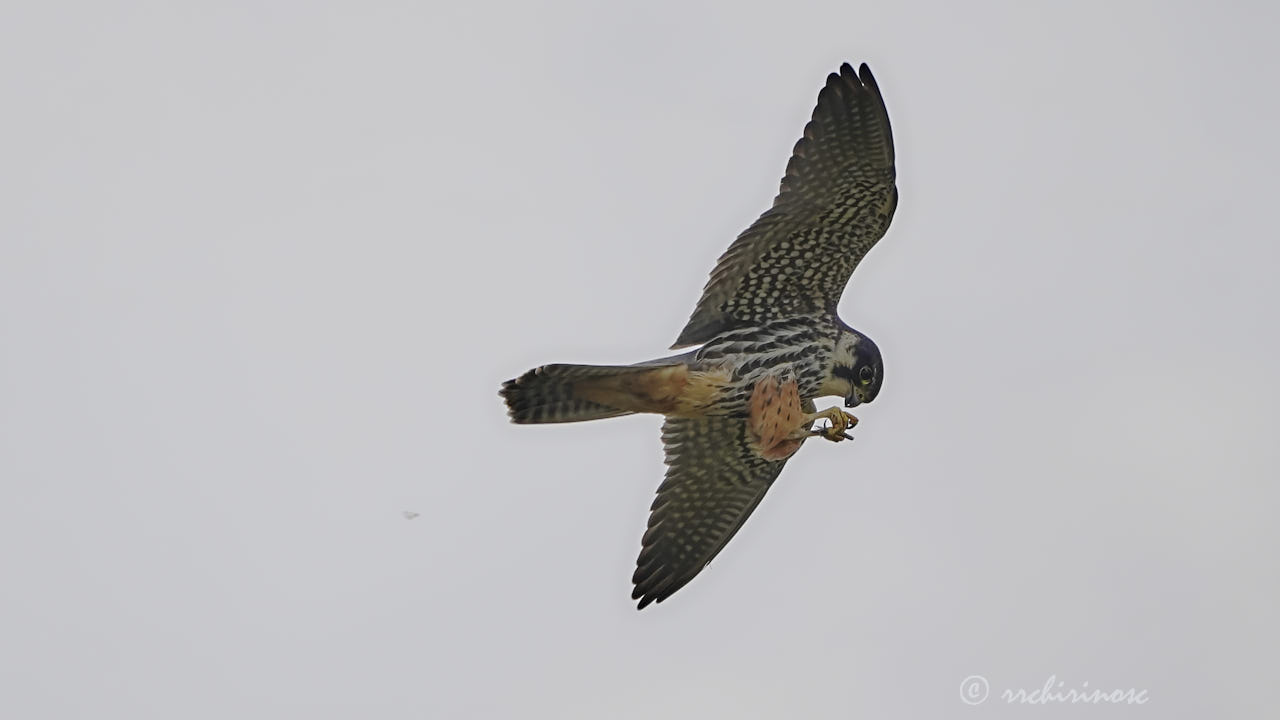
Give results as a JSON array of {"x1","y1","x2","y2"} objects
[{"x1": 834, "y1": 329, "x2": 883, "y2": 408}]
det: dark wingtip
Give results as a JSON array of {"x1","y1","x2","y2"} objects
[
  {"x1": 858, "y1": 63, "x2": 878, "y2": 90},
  {"x1": 831, "y1": 61, "x2": 877, "y2": 97},
  {"x1": 632, "y1": 581, "x2": 654, "y2": 610}
]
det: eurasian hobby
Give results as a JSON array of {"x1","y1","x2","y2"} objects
[{"x1": 501, "y1": 63, "x2": 897, "y2": 609}]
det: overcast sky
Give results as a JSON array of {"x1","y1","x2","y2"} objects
[{"x1": 3, "y1": 1, "x2": 1278, "y2": 718}]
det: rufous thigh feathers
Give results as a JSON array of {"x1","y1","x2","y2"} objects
[{"x1": 747, "y1": 374, "x2": 805, "y2": 461}]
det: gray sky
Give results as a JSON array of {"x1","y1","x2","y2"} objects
[{"x1": 3, "y1": 1, "x2": 1277, "y2": 718}]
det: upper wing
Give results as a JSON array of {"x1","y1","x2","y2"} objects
[
  {"x1": 632, "y1": 415, "x2": 803, "y2": 609},
  {"x1": 673, "y1": 63, "x2": 898, "y2": 348}
]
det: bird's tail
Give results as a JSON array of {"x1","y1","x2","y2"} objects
[{"x1": 500, "y1": 362, "x2": 691, "y2": 424}]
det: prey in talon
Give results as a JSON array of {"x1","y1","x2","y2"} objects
[
  {"x1": 500, "y1": 62, "x2": 898, "y2": 609},
  {"x1": 812, "y1": 408, "x2": 858, "y2": 442}
]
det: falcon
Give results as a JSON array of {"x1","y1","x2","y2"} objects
[{"x1": 501, "y1": 63, "x2": 897, "y2": 609}]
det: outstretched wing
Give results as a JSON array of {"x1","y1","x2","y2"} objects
[
  {"x1": 674, "y1": 63, "x2": 898, "y2": 348},
  {"x1": 632, "y1": 414, "x2": 806, "y2": 609}
]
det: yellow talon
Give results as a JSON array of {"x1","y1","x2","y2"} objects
[
  {"x1": 805, "y1": 406, "x2": 857, "y2": 443},
  {"x1": 789, "y1": 406, "x2": 860, "y2": 443}
]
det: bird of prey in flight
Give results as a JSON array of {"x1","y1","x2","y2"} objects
[{"x1": 501, "y1": 63, "x2": 897, "y2": 609}]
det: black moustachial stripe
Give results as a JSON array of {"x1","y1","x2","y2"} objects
[{"x1": 831, "y1": 364, "x2": 858, "y2": 384}]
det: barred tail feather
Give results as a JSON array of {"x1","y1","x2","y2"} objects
[{"x1": 500, "y1": 363, "x2": 690, "y2": 424}]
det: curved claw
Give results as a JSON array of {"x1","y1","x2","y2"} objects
[
  {"x1": 809, "y1": 422, "x2": 855, "y2": 442},
  {"x1": 801, "y1": 407, "x2": 860, "y2": 444}
]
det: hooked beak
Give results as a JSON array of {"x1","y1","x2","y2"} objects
[{"x1": 844, "y1": 393, "x2": 862, "y2": 408}]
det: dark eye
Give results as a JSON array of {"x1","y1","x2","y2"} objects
[{"x1": 858, "y1": 366, "x2": 874, "y2": 384}]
